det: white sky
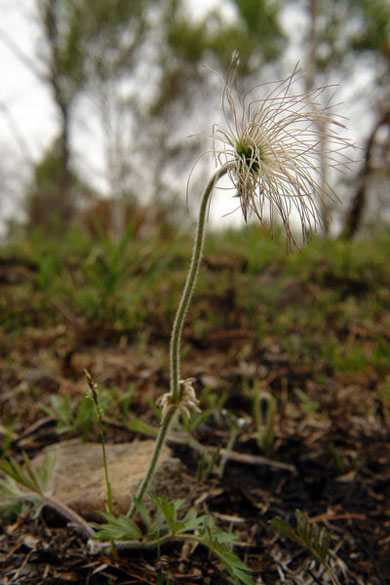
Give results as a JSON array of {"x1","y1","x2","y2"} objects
[{"x1": 0, "y1": 1, "x2": 56, "y2": 156}]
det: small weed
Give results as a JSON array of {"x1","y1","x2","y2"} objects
[
  {"x1": 321, "y1": 337, "x2": 369, "y2": 374},
  {"x1": 93, "y1": 494, "x2": 254, "y2": 585},
  {"x1": 217, "y1": 410, "x2": 247, "y2": 478},
  {"x1": 0, "y1": 452, "x2": 94, "y2": 538},
  {"x1": 40, "y1": 394, "x2": 95, "y2": 439},
  {"x1": 39, "y1": 385, "x2": 136, "y2": 439},
  {"x1": 0, "y1": 415, "x2": 16, "y2": 457},
  {"x1": 373, "y1": 337, "x2": 390, "y2": 374},
  {"x1": 271, "y1": 510, "x2": 339, "y2": 585},
  {"x1": 377, "y1": 377, "x2": 390, "y2": 418},
  {"x1": 197, "y1": 447, "x2": 221, "y2": 483},
  {"x1": 329, "y1": 441, "x2": 346, "y2": 475},
  {"x1": 253, "y1": 387, "x2": 277, "y2": 454},
  {"x1": 294, "y1": 388, "x2": 319, "y2": 414}
]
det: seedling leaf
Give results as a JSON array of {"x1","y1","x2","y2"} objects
[
  {"x1": 270, "y1": 509, "x2": 337, "y2": 584},
  {"x1": 94, "y1": 512, "x2": 143, "y2": 541},
  {"x1": 0, "y1": 452, "x2": 56, "y2": 496}
]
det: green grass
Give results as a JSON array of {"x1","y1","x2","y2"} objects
[{"x1": 1, "y1": 224, "x2": 390, "y2": 382}]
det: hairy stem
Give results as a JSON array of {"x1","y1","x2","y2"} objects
[
  {"x1": 127, "y1": 409, "x2": 177, "y2": 518},
  {"x1": 41, "y1": 493, "x2": 95, "y2": 538},
  {"x1": 128, "y1": 163, "x2": 232, "y2": 517},
  {"x1": 170, "y1": 163, "x2": 231, "y2": 402},
  {"x1": 89, "y1": 531, "x2": 204, "y2": 553}
]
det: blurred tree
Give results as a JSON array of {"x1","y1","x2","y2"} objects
[
  {"x1": 232, "y1": 0, "x2": 285, "y2": 62},
  {"x1": 129, "y1": 0, "x2": 286, "y2": 222},
  {"x1": 153, "y1": 0, "x2": 286, "y2": 117},
  {"x1": 341, "y1": 0, "x2": 390, "y2": 237},
  {"x1": 302, "y1": 0, "x2": 332, "y2": 235},
  {"x1": 3, "y1": 0, "x2": 286, "y2": 236},
  {"x1": 342, "y1": 105, "x2": 390, "y2": 239},
  {"x1": 292, "y1": 0, "x2": 389, "y2": 236},
  {"x1": 34, "y1": 0, "x2": 150, "y2": 230},
  {"x1": 24, "y1": 136, "x2": 95, "y2": 233},
  {"x1": 296, "y1": 0, "x2": 389, "y2": 78},
  {"x1": 0, "y1": 0, "x2": 150, "y2": 232}
]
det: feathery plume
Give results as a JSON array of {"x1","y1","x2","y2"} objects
[{"x1": 212, "y1": 51, "x2": 353, "y2": 243}]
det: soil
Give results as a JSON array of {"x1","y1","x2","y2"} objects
[{"x1": 0, "y1": 262, "x2": 389, "y2": 585}]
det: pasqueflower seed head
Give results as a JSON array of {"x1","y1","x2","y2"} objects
[{"x1": 212, "y1": 51, "x2": 354, "y2": 243}]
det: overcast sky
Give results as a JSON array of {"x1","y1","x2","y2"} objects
[{"x1": 0, "y1": 0, "x2": 236, "y2": 228}]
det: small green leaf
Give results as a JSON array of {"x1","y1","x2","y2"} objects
[
  {"x1": 132, "y1": 498, "x2": 152, "y2": 531},
  {"x1": 0, "y1": 452, "x2": 56, "y2": 497},
  {"x1": 150, "y1": 494, "x2": 187, "y2": 535},
  {"x1": 270, "y1": 516, "x2": 301, "y2": 545},
  {"x1": 94, "y1": 512, "x2": 143, "y2": 541},
  {"x1": 178, "y1": 507, "x2": 206, "y2": 533},
  {"x1": 208, "y1": 528, "x2": 238, "y2": 546},
  {"x1": 210, "y1": 543, "x2": 255, "y2": 585},
  {"x1": 270, "y1": 510, "x2": 332, "y2": 567},
  {"x1": 0, "y1": 475, "x2": 25, "y2": 515},
  {"x1": 128, "y1": 418, "x2": 157, "y2": 437}
]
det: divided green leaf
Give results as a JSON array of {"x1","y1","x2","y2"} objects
[
  {"x1": 207, "y1": 540, "x2": 254, "y2": 585},
  {"x1": 92, "y1": 494, "x2": 254, "y2": 585},
  {"x1": 270, "y1": 509, "x2": 332, "y2": 565},
  {"x1": 0, "y1": 452, "x2": 56, "y2": 496},
  {"x1": 94, "y1": 511, "x2": 143, "y2": 541}
]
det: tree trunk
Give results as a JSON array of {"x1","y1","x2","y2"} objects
[
  {"x1": 304, "y1": 0, "x2": 330, "y2": 235},
  {"x1": 44, "y1": 0, "x2": 75, "y2": 229},
  {"x1": 58, "y1": 101, "x2": 73, "y2": 225},
  {"x1": 341, "y1": 109, "x2": 390, "y2": 239}
]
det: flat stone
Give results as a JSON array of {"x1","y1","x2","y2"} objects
[{"x1": 33, "y1": 439, "x2": 187, "y2": 520}]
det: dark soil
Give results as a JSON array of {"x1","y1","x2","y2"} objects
[{"x1": 0, "y1": 252, "x2": 389, "y2": 585}]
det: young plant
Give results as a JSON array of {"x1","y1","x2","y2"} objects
[
  {"x1": 217, "y1": 409, "x2": 247, "y2": 478},
  {"x1": 40, "y1": 393, "x2": 96, "y2": 440},
  {"x1": 270, "y1": 510, "x2": 340, "y2": 585},
  {"x1": 85, "y1": 370, "x2": 117, "y2": 558},
  {"x1": 93, "y1": 494, "x2": 254, "y2": 585},
  {"x1": 0, "y1": 452, "x2": 94, "y2": 538},
  {"x1": 85, "y1": 371, "x2": 114, "y2": 515},
  {"x1": 82, "y1": 226, "x2": 134, "y2": 321},
  {"x1": 196, "y1": 447, "x2": 221, "y2": 483},
  {"x1": 0, "y1": 415, "x2": 16, "y2": 457},
  {"x1": 253, "y1": 387, "x2": 277, "y2": 454}
]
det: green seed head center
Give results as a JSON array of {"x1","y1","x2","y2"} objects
[{"x1": 236, "y1": 140, "x2": 261, "y2": 174}]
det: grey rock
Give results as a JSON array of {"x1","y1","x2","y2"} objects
[{"x1": 33, "y1": 439, "x2": 187, "y2": 520}]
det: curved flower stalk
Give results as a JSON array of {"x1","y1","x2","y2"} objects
[
  {"x1": 213, "y1": 51, "x2": 354, "y2": 244},
  {"x1": 129, "y1": 52, "x2": 354, "y2": 516},
  {"x1": 128, "y1": 164, "x2": 231, "y2": 518}
]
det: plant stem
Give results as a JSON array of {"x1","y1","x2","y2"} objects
[
  {"x1": 89, "y1": 531, "x2": 204, "y2": 552},
  {"x1": 218, "y1": 427, "x2": 239, "y2": 478},
  {"x1": 85, "y1": 374, "x2": 114, "y2": 512},
  {"x1": 127, "y1": 408, "x2": 177, "y2": 518},
  {"x1": 170, "y1": 163, "x2": 231, "y2": 402},
  {"x1": 96, "y1": 410, "x2": 113, "y2": 514},
  {"x1": 96, "y1": 406, "x2": 118, "y2": 557},
  {"x1": 84, "y1": 369, "x2": 118, "y2": 555},
  {"x1": 42, "y1": 493, "x2": 95, "y2": 538},
  {"x1": 128, "y1": 163, "x2": 232, "y2": 517}
]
